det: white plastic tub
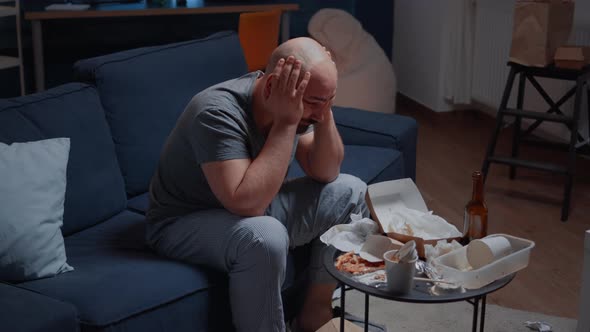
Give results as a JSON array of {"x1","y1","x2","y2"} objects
[{"x1": 431, "y1": 234, "x2": 535, "y2": 289}]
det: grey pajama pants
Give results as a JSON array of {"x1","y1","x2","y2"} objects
[{"x1": 145, "y1": 174, "x2": 368, "y2": 332}]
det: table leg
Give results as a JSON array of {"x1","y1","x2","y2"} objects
[
  {"x1": 364, "y1": 293, "x2": 369, "y2": 332},
  {"x1": 587, "y1": 85, "x2": 590, "y2": 147},
  {"x1": 472, "y1": 296, "x2": 480, "y2": 332},
  {"x1": 562, "y1": 77, "x2": 585, "y2": 221},
  {"x1": 340, "y1": 283, "x2": 345, "y2": 332},
  {"x1": 482, "y1": 66, "x2": 516, "y2": 182},
  {"x1": 479, "y1": 295, "x2": 487, "y2": 332},
  {"x1": 31, "y1": 20, "x2": 45, "y2": 92},
  {"x1": 280, "y1": 11, "x2": 290, "y2": 43}
]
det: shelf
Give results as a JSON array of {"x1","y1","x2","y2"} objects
[
  {"x1": 487, "y1": 156, "x2": 568, "y2": 174},
  {"x1": 0, "y1": 55, "x2": 20, "y2": 70},
  {"x1": 502, "y1": 108, "x2": 573, "y2": 124},
  {"x1": 0, "y1": 5, "x2": 16, "y2": 17}
]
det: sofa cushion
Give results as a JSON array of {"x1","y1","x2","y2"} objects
[
  {"x1": 0, "y1": 138, "x2": 73, "y2": 281},
  {"x1": 74, "y1": 289, "x2": 234, "y2": 332},
  {"x1": 0, "y1": 282, "x2": 78, "y2": 332},
  {"x1": 128, "y1": 192, "x2": 150, "y2": 215},
  {"x1": 74, "y1": 31, "x2": 249, "y2": 196},
  {"x1": 17, "y1": 210, "x2": 216, "y2": 326},
  {"x1": 287, "y1": 144, "x2": 403, "y2": 184},
  {"x1": 333, "y1": 106, "x2": 417, "y2": 181},
  {"x1": 17, "y1": 210, "x2": 299, "y2": 328},
  {"x1": 0, "y1": 83, "x2": 127, "y2": 236}
]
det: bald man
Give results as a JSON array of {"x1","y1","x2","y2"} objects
[{"x1": 146, "y1": 37, "x2": 369, "y2": 332}]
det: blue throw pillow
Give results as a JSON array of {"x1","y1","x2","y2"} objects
[{"x1": 0, "y1": 138, "x2": 74, "y2": 281}]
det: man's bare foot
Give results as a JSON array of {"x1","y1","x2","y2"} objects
[{"x1": 296, "y1": 283, "x2": 337, "y2": 332}]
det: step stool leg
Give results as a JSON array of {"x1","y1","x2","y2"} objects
[
  {"x1": 510, "y1": 72, "x2": 527, "y2": 180},
  {"x1": 482, "y1": 66, "x2": 517, "y2": 182},
  {"x1": 562, "y1": 77, "x2": 586, "y2": 221},
  {"x1": 587, "y1": 85, "x2": 590, "y2": 146}
]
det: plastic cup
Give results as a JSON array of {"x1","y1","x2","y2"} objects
[
  {"x1": 466, "y1": 236, "x2": 513, "y2": 269},
  {"x1": 383, "y1": 249, "x2": 417, "y2": 294}
]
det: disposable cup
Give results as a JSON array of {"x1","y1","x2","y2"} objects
[
  {"x1": 466, "y1": 236, "x2": 513, "y2": 269},
  {"x1": 383, "y1": 249, "x2": 417, "y2": 294}
]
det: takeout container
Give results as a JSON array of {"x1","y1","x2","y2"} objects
[
  {"x1": 431, "y1": 234, "x2": 535, "y2": 289},
  {"x1": 366, "y1": 178, "x2": 462, "y2": 257}
]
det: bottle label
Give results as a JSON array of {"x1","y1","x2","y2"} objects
[{"x1": 464, "y1": 211, "x2": 484, "y2": 241}]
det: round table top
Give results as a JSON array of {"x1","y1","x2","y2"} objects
[{"x1": 323, "y1": 246, "x2": 514, "y2": 303}]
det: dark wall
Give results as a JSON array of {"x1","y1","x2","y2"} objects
[
  {"x1": 0, "y1": 13, "x2": 22, "y2": 97},
  {"x1": 0, "y1": 0, "x2": 394, "y2": 98}
]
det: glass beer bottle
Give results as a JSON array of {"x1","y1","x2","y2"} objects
[{"x1": 463, "y1": 171, "x2": 488, "y2": 243}]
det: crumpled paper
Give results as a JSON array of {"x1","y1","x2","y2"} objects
[
  {"x1": 320, "y1": 213, "x2": 379, "y2": 253},
  {"x1": 359, "y1": 234, "x2": 403, "y2": 262},
  {"x1": 383, "y1": 206, "x2": 462, "y2": 240},
  {"x1": 393, "y1": 240, "x2": 418, "y2": 263},
  {"x1": 424, "y1": 240, "x2": 464, "y2": 263},
  {"x1": 525, "y1": 321, "x2": 552, "y2": 332}
]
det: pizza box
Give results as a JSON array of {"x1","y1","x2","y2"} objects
[{"x1": 366, "y1": 178, "x2": 463, "y2": 257}]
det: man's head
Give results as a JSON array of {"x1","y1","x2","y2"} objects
[{"x1": 262, "y1": 37, "x2": 338, "y2": 134}]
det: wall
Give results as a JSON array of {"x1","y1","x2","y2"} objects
[
  {"x1": 289, "y1": 0, "x2": 394, "y2": 59},
  {"x1": 393, "y1": 0, "x2": 452, "y2": 112},
  {"x1": 472, "y1": 0, "x2": 590, "y2": 143},
  {"x1": 395, "y1": 0, "x2": 590, "y2": 143}
]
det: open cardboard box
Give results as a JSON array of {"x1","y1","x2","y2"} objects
[{"x1": 366, "y1": 178, "x2": 462, "y2": 257}]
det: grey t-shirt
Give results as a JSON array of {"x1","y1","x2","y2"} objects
[{"x1": 147, "y1": 72, "x2": 296, "y2": 224}]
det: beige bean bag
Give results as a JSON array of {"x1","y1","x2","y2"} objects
[{"x1": 308, "y1": 9, "x2": 397, "y2": 114}]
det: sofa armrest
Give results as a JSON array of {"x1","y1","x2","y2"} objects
[
  {"x1": 332, "y1": 106, "x2": 418, "y2": 181},
  {"x1": 0, "y1": 282, "x2": 78, "y2": 332}
]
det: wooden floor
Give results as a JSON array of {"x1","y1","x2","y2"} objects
[{"x1": 396, "y1": 97, "x2": 590, "y2": 319}]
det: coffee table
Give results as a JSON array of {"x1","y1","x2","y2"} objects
[{"x1": 323, "y1": 246, "x2": 515, "y2": 332}]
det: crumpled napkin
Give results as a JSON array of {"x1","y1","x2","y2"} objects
[
  {"x1": 424, "y1": 240, "x2": 464, "y2": 263},
  {"x1": 393, "y1": 240, "x2": 418, "y2": 263},
  {"x1": 383, "y1": 206, "x2": 462, "y2": 240},
  {"x1": 320, "y1": 213, "x2": 379, "y2": 253},
  {"x1": 524, "y1": 321, "x2": 552, "y2": 332}
]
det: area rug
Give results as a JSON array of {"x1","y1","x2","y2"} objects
[{"x1": 339, "y1": 290, "x2": 577, "y2": 331}]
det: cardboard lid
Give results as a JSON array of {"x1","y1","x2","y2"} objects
[{"x1": 366, "y1": 179, "x2": 464, "y2": 258}]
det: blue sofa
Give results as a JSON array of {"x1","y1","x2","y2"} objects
[{"x1": 0, "y1": 31, "x2": 417, "y2": 332}]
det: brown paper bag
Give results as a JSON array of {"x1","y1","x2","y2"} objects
[{"x1": 509, "y1": 0, "x2": 575, "y2": 67}]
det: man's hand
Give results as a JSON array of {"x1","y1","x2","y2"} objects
[
  {"x1": 314, "y1": 100, "x2": 334, "y2": 126},
  {"x1": 267, "y1": 56, "x2": 311, "y2": 127}
]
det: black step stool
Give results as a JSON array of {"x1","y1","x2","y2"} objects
[{"x1": 481, "y1": 62, "x2": 590, "y2": 221}]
